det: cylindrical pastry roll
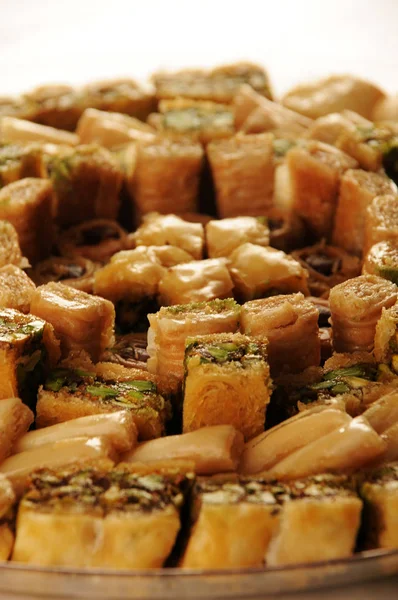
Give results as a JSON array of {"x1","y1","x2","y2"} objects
[
  {"x1": 282, "y1": 75, "x2": 385, "y2": 119},
  {"x1": 77, "y1": 108, "x2": 156, "y2": 148},
  {"x1": 147, "y1": 299, "x2": 241, "y2": 395},
  {"x1": 291, "y1": 242, "x2": 361, "y2": 298},
  {"x1": 332, "y1": 169, "x2": 396, "y2": 256},
  {"x1": 265, "y1": 416, "x2": 385, "y2": 480},
  {"x1": 207, "y1": 133, "x2": 275, "y2": 218},
  {"x1": 240, "y1": 293, "x2": 320, "y2": 375},
  {"x1": 287, "y1": 140, "x2": 358, "y2": 239},
  {"x1": 363, "y1": 241, "x2": 398, "y2": 285},
  {"x1": 0, "y1": 178, "x2": 54, "y2": 264},
  {"x1": 30, "y1": 256, "x2": 97, "y2": 293},
  {"x1": 240, "y1": 408, "x2": 350, "y2": 475},
  {"x1": 0, "y1": 220, "x2": 28, "y2": 268},
  {"x1": 15, "y1": 411, "x2": 137, "y2": 455},
  {"x1": 205, "y1": 216, "x2": 270, "y2": 258},
  {"x1": 158, "y1": 258, "x2": 234, "y2": 306},
  {"x1": 123, "y1": 425, "x2": 244, "y2": 475},
  {"x1": 80, "y1": 78, "x2": 157, "y2": 122},
  {"x1": 228, "y1": 244, "x2": 309, "y2": 302},
  {"x1": 329, "y1": 275, "x2": 398, "y2": 353},
  {"x1": 1, "y1": 116, "x2": 79, "y2": 146},
  {"x1": 57, "y1": 219, "x2": 129, "y2": 263},
  {"x1": 364, "y1": 194, "x2": 398, "y2": 255},
  {"x1": 48, "y1": 144, "x2": 123, "y2": 228},
  {"x1": 129, "y1": 137, "x2": 203, "y2": 216}
]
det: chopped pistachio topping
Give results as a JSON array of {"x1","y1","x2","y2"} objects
[
  {"x1": 25, "y1": 465, "x2": 193, "y2": 513},
  {"x1": 0, "y1": 312, "x2": 45, "y2": 343},
  {"x1": 163, "y1": 107, "x2": 234, "y2": 133},
  {"x1": 164, "y1": 298, "x2": 240, "y2": 316},
  {"x1": 185, "y1": 338, "x2": 266, "y2": 367}
]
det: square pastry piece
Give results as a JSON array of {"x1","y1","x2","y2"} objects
[
  {"x1": 37, "y1": 364, "x2": 169, "y2": 440},
  {"x1": 183, "y1": 333, "x2": 271, "y2": 440},
  {"x1": 12, "y1": 462, "x2": 193, "y2": 569},
  {"x1": 0, "y1": 308, "x2": 59, "y2": 407},
  {"x1": 30, "y1": 282, "x2": 115, "y2": 361}
]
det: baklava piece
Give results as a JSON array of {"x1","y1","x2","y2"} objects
[
  {"x1": 282, "y1": 75, "x2": 385, "y2": 119},
  {"x1": 228, "y1": 244, "x2": 309, "y2": 302},
  {"x1": 364, "y1": 194, "x2": 398, "y2": 255},
  {"x1": 287, "y1": 140, "x2": 357, "y2": 239},
  {"x1": 158, "y1": 258, "x2": 234, "y2": 306},
  {"x1": 0, "y1": 143, "x2": 46, "y2": 188},
  {"x1": 81, "y1": 78, "x2": 156, "y2": 122},
  {"x1": 48, "y1": 144, "x2": 123, "y2": 227},
  {"x1": 205, "y1": 216, "x2": 270, "y2": 258},
  {"x1": 183, "y1": 333, "x2": 271, "y2": 440},
  {"x1": 180, "y1": 477, "x2": 281, "y2": 569},
  {"x1": 207, "y1": 133, "x2": 275, "y2": 218},
  {"x1": 77, "y1": 108, "x2": 156, "y2": 148},
  {"x1": 93, "y1": 248, "x2": 164, "y2": 331},
  {"x1": 266, "y1": 474, "x2": 362, "y2": 566},
  {"x1": 22, "y1": 84, "x2": 82, "y2": 131},
  {"x1": 1, "y1": 116, "x2": 79, "y2": 146},
  {"x1": 363, "y1": 241, "x2": 398, "y2": 285},
  {"x1": 128, "y1": 137, "x2": 203, "y2": 216},
  {"x1": 0, "y1": 178, "x2": 54, "y2": 264},
  {"x1": 13, "y1": 462, "x2": 192, "y2": 568},
  {"x1": 0, "y1": 265, "x2": 36, "y2": 313},
  {"x1": 15, "y1": 411, "x2": 137, "y2": 455},
  {"x1": 0, "y1": 220, "x2": 28, "y2": 269},
  {"x1": 0, "y1": 309, "x2": 59, "y2": 407},
  {"x1": 332, "y1": 169, "x2": 396, "y2": 256},
  {"x1": 240, "y1": 293, "x2": 320, "y2": 375},
  {"x1": 360, "y1": 464, "x2": 398, "y2": 549},
  {"x1": 329, "y1": 275, "x2": 397, "y2": 353},
  {"x1": 123, "y1": 425, "x2": 244, "y2": 475},
  {"x1": 30, "y1": 282, "x2": 115, "y2": 362},
  {"x1": 36, "y1": 364, "x2": 169, "y2": 440},
  {"x1": 134, "y1": 213, "x2": 204, "y2": 260}
]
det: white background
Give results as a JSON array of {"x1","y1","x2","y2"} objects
[{"x1": 0, "y1": 0, "x2": 397, "y2": 98}]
